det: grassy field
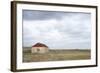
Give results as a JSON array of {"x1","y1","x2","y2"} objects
[{"x1": 23, "y1": 47, "x2": 91, "y2": 62}]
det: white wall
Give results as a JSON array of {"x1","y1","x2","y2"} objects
[{"x1": 0, "y1": 0, "x2": 99, "y2": 73}]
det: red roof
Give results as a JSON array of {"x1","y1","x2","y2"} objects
[{"x1": 32, "y1": 43, "x2": 48, "y2": 48}]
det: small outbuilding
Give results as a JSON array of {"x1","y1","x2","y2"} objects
[{"x1": 31, "y1": 43, "x2": 49, "y2": 53}]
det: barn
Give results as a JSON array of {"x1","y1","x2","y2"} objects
[{"x1": 31, "y1": 43, "x2": 49, "y2": 53}]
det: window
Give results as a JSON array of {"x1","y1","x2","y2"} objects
[{"x1": 37, "y1": 48, "x2": 40, "y2": 52}]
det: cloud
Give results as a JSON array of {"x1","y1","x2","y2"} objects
[
  {"x1": 23, "y1": 10, "x2": 64, "y2": 20},
  {"x1": 23, "y1": 10, "x2": 91, "y2": 49},
  {"x1": 23, "y1": 10, "x2": 90, "y2": 21}
]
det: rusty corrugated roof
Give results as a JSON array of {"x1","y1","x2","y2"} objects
[{"x1": 32, "y1": 43, "x2": 48, "y2": 48}]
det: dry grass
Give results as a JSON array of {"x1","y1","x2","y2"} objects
[{"x1": 23, "y1": 47, "x2": 91, "y2": 62}]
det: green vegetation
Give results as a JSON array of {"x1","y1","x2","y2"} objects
[{"x1": 23, "y1": 47, "x2": 91, "y2": 62}]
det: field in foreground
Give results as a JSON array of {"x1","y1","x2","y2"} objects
[{"x1": 23, "y1": 47, "x2": 91, "y2": 62}]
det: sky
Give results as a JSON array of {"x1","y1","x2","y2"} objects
[{"x1": 22, "y1": 10, "x2": 91, "y2": 49}]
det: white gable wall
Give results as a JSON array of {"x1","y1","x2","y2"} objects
[{"x1": 31, "y1": 47, "x2": 48, "y2": 53}]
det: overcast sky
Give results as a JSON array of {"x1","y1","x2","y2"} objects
[{"x1": 22, "y1": 10, "x2": 91, "y2": 49}]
